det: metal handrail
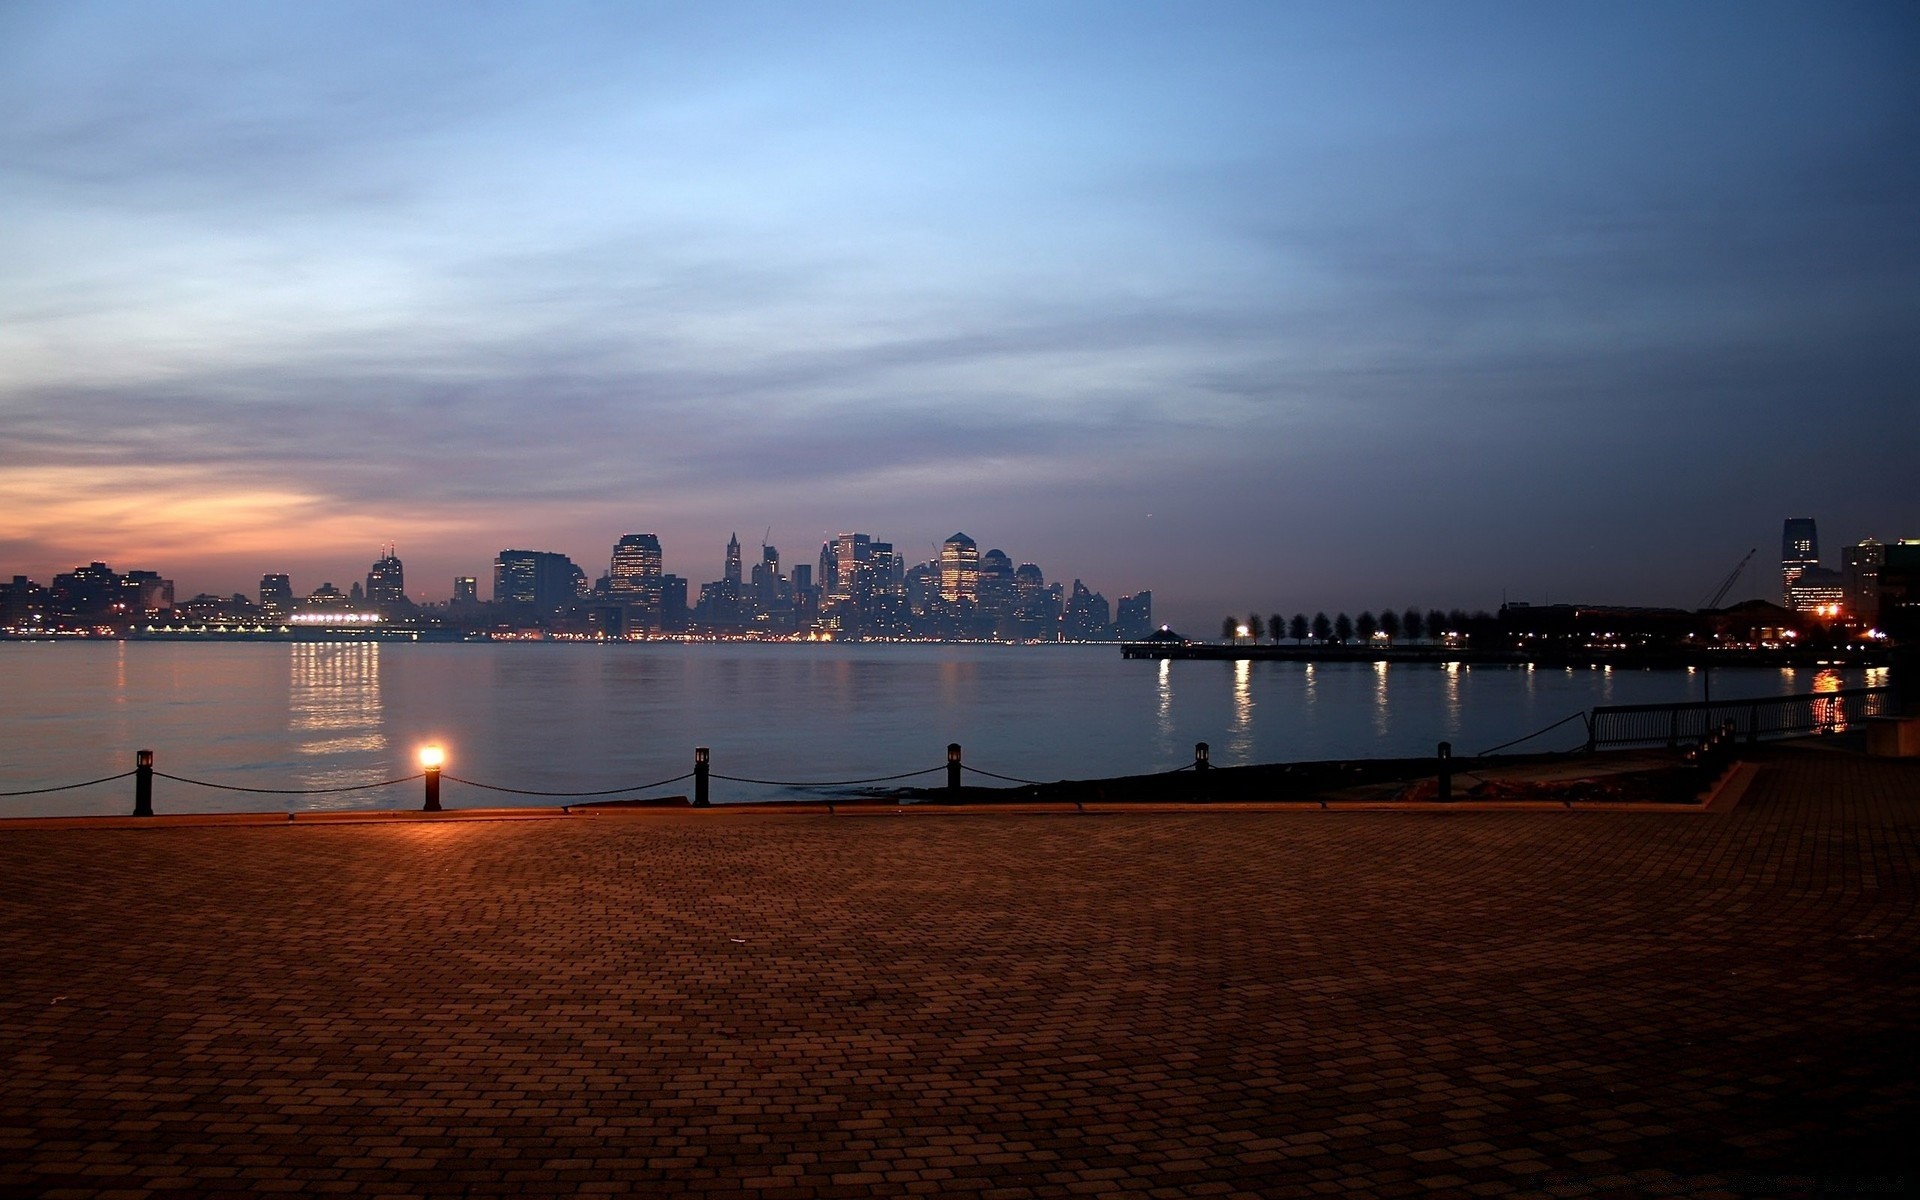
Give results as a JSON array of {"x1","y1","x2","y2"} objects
[{"x1": 1587, "y1": 685, "x2": 1891, "y2": 750}]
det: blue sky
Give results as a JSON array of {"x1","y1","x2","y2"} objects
[{"x1": 2, "y1": 1, "x2": 1915, "y2": 628}]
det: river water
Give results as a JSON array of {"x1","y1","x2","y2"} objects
[{"x1": 0, "y1": 641, "x2": 1884, "y2": 816}]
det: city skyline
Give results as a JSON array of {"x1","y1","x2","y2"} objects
[{"x1": 3, "y1": 3, "x2": 1916, "y2": 630}]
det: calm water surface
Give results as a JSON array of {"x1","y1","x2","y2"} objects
[{"x1": 0, "y1": 642, "x2": 1884, "y2": 816}]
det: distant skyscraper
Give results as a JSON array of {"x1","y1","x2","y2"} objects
[
  {"x1": 1061, "y1": 579, "x2": 1111, "y2": 641},
  {"x1": 494, "y1": 549, "x2": 584, "y2": 610},
  {"x1": 1115, "y1": 591, "x2": 1153, "y2": 641},
  {"x1": 259, "y1": 573, "x2": 293, "y2": 615},
  {"x1": 831, "y1": 533, "x2": 872, "y2": 604},
  {"x1": 609, "y1": 533, "x2": 664, "y2": 603},
  {"x1": 453, "y1": 576, "x2": 478, "y2": 605},
  {"x1": 1781, "y1": 517, "x2": 1819, "y2": 600},
  {"x1": 366, "y1": 544, "x2": 407, "y2": 611},
  {"x1": 724, "y1": 533, "x2": 743, "y2": 585},
  {"x1": 940, "y1": 532, "x2": 979, "y2": 603},
  {"x1": 1844, "y1": 539, "x2": 1885, "y2": 625}
]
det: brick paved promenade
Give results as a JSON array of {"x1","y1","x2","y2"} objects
[{"x1": 2, "y1": 748, "x2": 1915, "y2": 1199}]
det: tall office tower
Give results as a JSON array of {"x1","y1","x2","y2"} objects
[
  {"x1": 1781, "y1": 517, "x2": 1819, "y2": 600},
  {"x1": 609, "y1": 533, "x2": 664, "y2": 602},
  {"x1": 940, "y1": 533, "x2": 979, "y2": 604},
  {"x1": 1115, "y1": 591, "x2": 1154, "y2": 641},
  {"x1": 366, "y1": 544, "x2": 408, "y2": 610},
  {"x1": 259, "y1": 573, "x2": 293, "y2": 615},
  {"x1": 831, "y1": 533, "x2": 872, "y2": 604},
  {"x1": 1844, "y1": 539, "x2": 1885, "y2": 625},
  {"x1": 869, "y1": 542, "x2": 899, "y2": 587},
  {"x1": 724, "y1": 533, "x2": 743, "y2": 585},
  {"x1": 818, "y1": 541, "x2": 837, "y2": 595},
  {"x1": 452, "y1": 577, "x2": 478, "y2": 604},
  {"x1": 493, "y1": 549, "x2": 584, "y2": 609},
  {"x1": 752, "y1": 544, "x2": 782, "y2": 608}
]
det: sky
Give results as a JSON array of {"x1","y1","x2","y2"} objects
[{"x1": 2, "y1": 1, "x2": 1916, "y2": 631}]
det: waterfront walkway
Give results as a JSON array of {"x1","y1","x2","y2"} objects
[{"x1": 1, "y1": 747, "x2": 1915, "y2": 1198}]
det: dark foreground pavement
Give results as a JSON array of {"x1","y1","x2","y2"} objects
[{"x1": 1, "y1": 748, "x2": 1916, "y2": 1199}]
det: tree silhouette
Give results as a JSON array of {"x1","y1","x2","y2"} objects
[
  {"x1": 1334, "y1": 612, "x2": 1354, "y2": 643},
  {"x1": 1311, "y1": 612, "x2": 1331, "y2": 643},
  {"x1": 1378, "y1": 608, "x2": 1400, "y2": 643},
  {"x1": 1356, "y1": 611, "x2": 1378, "y2": 642},
  {"x1": 1290, "y1": 614, "x2": 1309, "y2": 643},
  {"x1": 1247, "y1": 613, "x2": 1265, "y2": 642},
  {"x1": 1403, "y1": 608, "x2": 1424, "y2": 642},
  {"x1": 1427, "y1": 609, "x2": 1447, "y2": 640},
  {"x1": 1222, "y1": 616, "x2": 1237, "y2": 642},
  {"x1": 1269, "y1": 613, "x2": 1284, "y2": 645}
]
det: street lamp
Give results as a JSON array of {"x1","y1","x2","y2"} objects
[{"x1": 419, "y1": 744, "x2": 444, "y2": 811}]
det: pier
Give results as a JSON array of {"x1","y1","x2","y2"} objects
[{"x1": 1, "y1": 742, "x2": 1915, "y2": 1197}]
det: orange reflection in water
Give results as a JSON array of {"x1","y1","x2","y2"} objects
[{"x1": 1810, "y1": 668, "x2": 1844, "y2": 733}]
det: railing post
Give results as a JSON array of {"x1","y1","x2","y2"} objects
[
  {"x1": 1194, "y1": 742, "x2": 1210, "y2": 772},
  {"x1": 134, "y1": 749, "x2": 153, "y2": 817},
  {"x1": 694, "y1": 747, "x2": 710, "y2": 807},
  {"x1": 1437, "y1": 741, "x2": 1453, "y2": 802},
  {"x1": 947, "y1": 743, "x2": 962, "y2": 794},
  {"x1": 423, "y1": 764, "x2": 441, "y2": 812}
]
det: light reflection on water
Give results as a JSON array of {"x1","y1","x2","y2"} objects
[
  {"x1": 0, "y1": 642, "x2": 1892, "y2": 815},
  {"x1": 1228, "y1": 658, "x2": 1254, "y2": 759}
]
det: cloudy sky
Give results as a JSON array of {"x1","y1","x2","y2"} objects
[{"x1": 3, "y1": 1, "x2": 1915, "y2": 629}]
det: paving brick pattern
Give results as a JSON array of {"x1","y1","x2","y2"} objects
[{"x1": 1, "y1": 748, "x2": 1915, "y2": 1198}]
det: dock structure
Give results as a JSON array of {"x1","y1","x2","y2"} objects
[{"x1": 1, "y1": 745, "x2": 1915, "y2": 1197}]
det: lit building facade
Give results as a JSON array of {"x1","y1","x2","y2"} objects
[
  {"x1": 259, "y1": 574, "x2": 293, "y2": 615},
  {"x1": 940, "y1": 532, "x2": 979, "y2": 604},
  {"x1": 1781, "y1": 517, "x2": 1819, "y2": 601},
  {"x1": 609, "y1": 533, "x2": 664, "y2": 605}
]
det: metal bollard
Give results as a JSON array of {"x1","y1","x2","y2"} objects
[
  {"x1": 134, "y1": 749, "x2": 154, "y2": 817},
  {"x1": 694, "y1": 747, "x2": 710, "y2": 807},
  {"x1": 948, "y1": 743, "x2": 962, "y2": 794},
  {"x1": 1194, "y1": 742, "x2": 1210, "y2": 772},
  {"x1": 1437, "y1": 741, "x2": 1453, "y2": 802}
]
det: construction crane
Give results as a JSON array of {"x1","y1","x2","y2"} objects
[{"x1": 1699, "y1": 548, "x2": 1757, "y2": 610}]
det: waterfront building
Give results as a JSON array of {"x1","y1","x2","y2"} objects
[
  {"x1": 1880, "y1": 541, "x2": 1920, "y2": 642},
  {"x1": 365, "y1": 544, "x2": 409, "y2": 613},
  {"x1": 940, "y1": 533, "x2": 979, "y2": 604},
  {"x1": 609, "y1": 534, "x2": 664, "y2": 604},
  {"x1": 1116, "y1": 591, "x2": 1154, "y2": 641},
  {"x1": 1844, "y1": 539, "x2": 1885, "y2": 625},
  {"x1": 50, "y1": 563, "x2": 124, "y2": 621},
  {"x1": 493, "y1": 550, "x2": 585, "y2": 611},
  {"x1": 452, "y1": 577, "x2": 478, "y2": 605},
  {"x1": 1062, "y1": 579, "x2": 1112, "y2": 641},
  {"x1": 831, "y1": 533, "x2": 873, "y2": 606},
  {"x1": 1781, "y1": 517, "x2": 1819, "y2": 601},
  {"x1": 122, "y1": 570, "x2": 175, "y2": 617},
  {"x1": 259, "y1": 574, "x2": 293, "y2": 616},
  {"x1": 0, "y1": 576, "x2": 49, "y2": 632}
]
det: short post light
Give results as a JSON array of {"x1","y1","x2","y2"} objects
[
  {"x1": 948, "y1": 743, "x2": 963, "y2": 794},
  {"x1": 1194, "y1": 742, "x2": 1210, "y2": 772},
  {"x1": 419, "y1": 744, "x2": 444, "y2": 812},
  {"x1": 694, "y1": 747, "x2": 710, "y2": 807},
  {"x1": 135, "y1": 749, "x2": 154, "y2": 817},
  {"x1": 1437, "y1": 741, "x2": 1453, "y2": 802}
]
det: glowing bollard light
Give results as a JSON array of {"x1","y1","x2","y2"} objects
[
  {"x1": 419, "y1": 744, "x2": 445, "y2": 812},
  {"x1": 948, "y1": 743, "x2": 962, "y2": 794}
]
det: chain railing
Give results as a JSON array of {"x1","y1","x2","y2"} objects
[{"x1": 0, "y1": 740, "x2": 1232, "y2": 818}]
